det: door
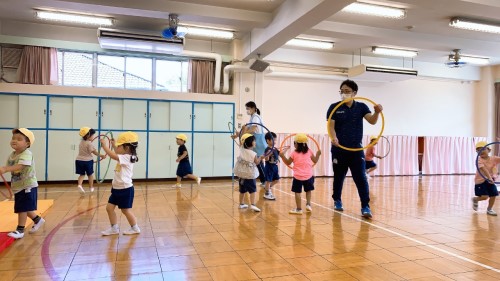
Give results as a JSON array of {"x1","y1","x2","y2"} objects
[
  {"x1": 19, "y1": 95, "x2": 47, "y2": 129},
  {"x1": 47, "y1": 131, "x2": 78, "y2": 181},
  {"x1": 192, "y1": 133, "x2": 214, "y2": 177},
  {"x1": 123, "y1": 100, "x2": 147, "y2": 130},
  {"x1": 193, "y1": 103, "x2": 213, "y2": 131},
  {"x1": 170, "y1": 102, "x2": 192, "y2": 131},
  {"x1": 73, "y1": 97, "x2": 99, "y2": 129},
  {"x1": 213, "y1": 133, "x2": 233, "y2": 177},
  {"x1": 148, "y1": 132, "x2": 176, "y2": 178},
  {"x1": 149, "y1": 101, "x2": 170, "y2": 131},
  {"x1": 213, "y1": 103, "x2": 233, "y2": 132},
  {"x1": 101, "y1": 99, "x2": 123, "y2": 131},
  {"x1": 0, "y1": 95, "x2": 19, "y2": 128},
  {"x1": 49, "y1": 97, "x2": 73, "y2": 129}
]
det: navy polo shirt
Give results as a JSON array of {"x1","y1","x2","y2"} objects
[{"x1": 326, "y1": 101, "x2": 371, "y2": 149}]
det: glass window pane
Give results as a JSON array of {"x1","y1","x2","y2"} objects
[
  {"x1": 97, "y1": 55, "x2": 125, "y2": 88},
  {"x1": 125, "y1": 57, "x2": 152, "y2": 90},
  {"x1": 156, "y1": 60, "x2": 182, "y2": 92},
  {"x1": 57, "y1": 51, "x2": 62, "y2": 85},
  {"x1": 181, "y1": 61, "x2": 188, "y2": 92},
  {"x1": 62, "y1": 52, "x2": 93, "y2": 87}
]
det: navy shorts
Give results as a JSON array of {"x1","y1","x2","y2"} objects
[
  {"x1": 292, "y1": 177, "x2": 315, "y2": 193},
  {"x1": 475, "y1": 181, "x2": 499, "y2": 197},
  {"x1": 264, "y1": 164, "x2": 280, "y2": 182},
  {"x1": 75, "y1": 160, "x2": 94, "y2": 176},
  {"x1": 108, "y1": 186, "x2": 135, "y2": 209},
  {"x1": 365, "y1": 160, "x2": 377, "y2": 169},
  {"x1": 176, "y1": 161, "x2": 193, "y2": 177},
  {"x1": 239, "y1": 179, "x2": 256, "y2": 194},
  {"x1": 14, "y1": 187, "x2": 38, "y2": 213}
]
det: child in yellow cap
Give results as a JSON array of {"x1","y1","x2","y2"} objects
[
  {"x1": 0, "y1": 128, "x2": 45, "y2": 239},
  {"x1": 173, "y1": 134, "x2": 201, "y2": 188},
  {"x1": 235, "y1": 133, "x2": 264, "y2": 212},
  {"x1": 99, "y1": 131, "x2": 141, "y2": 235},
  {"x1": 279, "y1": 133, "x2": 321, "y2": 214},
  {"x1": 472, "y1": 141, "x2": 499, "y2": 216},
  {"x1": 75, "y1": 127, "x2": 107, "y2": 194},
  {"x1": 365, "y1": 136, "x2": 382, "y2": 179}
]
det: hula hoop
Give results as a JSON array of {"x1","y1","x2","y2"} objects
[
  {"x1": 228, "y1": 121, "x2": 240, "y2": 146},
  {"x1": 476, "y1": 141, "x2": 500, "y2": 184},
  {"x1": 0, "y1": 173, "x2": 13, "y2": 200},
  {"x1": 90, "y1": 134, "x2": 111, "y2": 163},
  {"x1": 96, "y1": 131, "x2": 114, "y2": 184},
  {"x1": 374, "y1": 135, "x2": 391, "y2": 159},
  {"x1": 327, "y1": 97, "x2": 385, "y2": 152},
  {"x1": 279, "y1": 134, "x2": 321, "y2": 169},
  {"x1": 238, "y1": 122, "x2": 275, "y2": 157}
]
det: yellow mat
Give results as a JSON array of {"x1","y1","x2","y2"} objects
[{"x1": 0, "y1": 200, "x2": 54, "y2": 232}]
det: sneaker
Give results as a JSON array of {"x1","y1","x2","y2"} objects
[
  {"x1": 123, "y1": 225, "x2": 141, "y2": 235},
  {"x1": 172, "y1": 183, "x2": 181, "y2": 188},
  {"x1": 306, "y1": 204, "x2": 312, "y2": 212},
  {"x1": 263, "y1": 192, "x2": 276, "y2": 200},
  {"x1": 487, "y1": 209, "x2": 497, "y2": 216},
  {"x1": 90, "y1": 187, "x2": 95, "y2": 193},
  {"x1": 196, "y1": 177, "x2": 202, "y2": 186},
  {"x1": 361, "y1": 207, "x2": 372, "y2": 219},
  {"x1": 239, "y1": 204, "x2": 248, "y2": 209},
  {"x1": 78, "y1": 185, "x2": 85, "y2": 195},
  {"x1": 29, "y1": 218, "x2": 45, "y2": 233},
  {"x1": 7, "y1": 231, "x2": 24, "y2": 239},
  {"x1": 289, "y1": 208, "x2": 303, "y2": 215},
  {"x1": 334, "y1": 201, "x2": 344, "y2": 211},
  {"x1": 250, "y1": 205, "x2": 261, "y2": 212},
  {"x1": 101, "y1": 227, "x2": 120, "y2": 236},
  {"x1": 472, "y1": 197, "x2": 478, "y2": 211}
]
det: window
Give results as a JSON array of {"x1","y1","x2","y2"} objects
[
  {"x1": 58, "y1": 51, "x2": 93, "y2": 87},
  {"x1": 125, "y1": 57, "x2": 152, "y2": 90},
  {"x1": 156, "y1": 60, "x2": 189, "y2": 92},
  {"x1": 97, "y1": 55, "x2": 125, "y2": 88}
]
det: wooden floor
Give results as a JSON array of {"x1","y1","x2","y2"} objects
[{"x1": 1, "y1": 175, "x2": 500, "y2": 281}]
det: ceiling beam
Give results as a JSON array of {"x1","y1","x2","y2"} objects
[{"x1": 242, "y1": 0, "x2": 355, "y2": 60}]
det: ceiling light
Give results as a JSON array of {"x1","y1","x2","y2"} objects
[
  {"x1": 285, "y1": 38, "x2": 334, "y2": 50},
  {"x1": 35, "y1": 10, "x2": 113, "y2": 26},
  {"x1": 342, "y1": 2, "x2": 406, "y2": 19},
  {"x1": 372, "y1": 47, "x2": 418, "y2": 58},
  {"x1": 177, "y1": 26, "x2": 234, "y2": 39},
  {"x1": 450, "y1": 17, "x2": 500, "y2": 34},
  {"x1": 449, "y1": 54, "x2": 489, "y2": 65}
]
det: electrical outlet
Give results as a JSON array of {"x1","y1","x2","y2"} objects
[{"x1": 238, "y1": 123, "x2": 242, "y2": 129}]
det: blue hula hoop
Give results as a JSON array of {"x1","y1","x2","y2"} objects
[
  {"x1": 238, "y1": 122, "x2": 275, "y2": 157},
  {"x1": 475, "y1": 141, "x2": 500, "y2": 184}
]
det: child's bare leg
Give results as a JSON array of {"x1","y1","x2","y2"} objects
[
  {"x1": 295, "y1": 192, "x2": 302, "y2": 210},
  {"x1": 488, "y1": 197, "x2": 496, "y2": 210},
  {"x1": 106, "y1": 203, "x2": 118, "y2": 225},
  {"x1": 239, "y1": 193, "x2": 245, "y2": 204},
  {"x1": 77, "y1": 175, "x2": 85, "y2": 186},
  {"x1": 306, "y1": 191, "x2": 312, "y2": 206},
  {"x1": 476, "y1": 195, "x2": 489, "y2": 201},
  {"x1": 265, "y1": 181, "x2": 271, "y2": 192},
  {"x1": 88, "y1": 174, "x2": 95, "y2": 189},
  {"x1": 121, "y1": 209, "x2": 137, "y2": 226},
  {"x1": 17, "y1": 212, "x2": 28, "y2": 227},
  {"x1": 176, "y1": 176, "x2": 182, "y2": 184},
  {"x1": 367, "y1": 167, "x2": 376, "y2": 174},
  {"x1": 186, "y1": 174, "x2": 199, "y2": 181},
  {"x1": 27, "y1": 211, "x2": 38, "y2": 220},
  {"x1": 249, "y1": 192, "x2": 256, "y2": 205}
]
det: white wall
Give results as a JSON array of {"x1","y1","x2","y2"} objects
[{"x1": 261, "y1": 76, "x2": 478, "y2": 137}]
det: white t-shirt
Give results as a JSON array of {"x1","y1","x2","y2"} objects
[
  {"x1": 249, "y1": 113, "x2": 263, "y2": 134},
  {"x1": 239, "y1": 148, "x2": 257, "y2": 163},
  {"x1": 112, "y1": 154, "x2": 134, "y2": 189}
]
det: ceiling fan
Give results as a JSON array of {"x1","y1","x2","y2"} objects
[
  {"x1": 161, "y1": 14, "x2": 186, "y2": 39},
  {"x1": 446, "y1": 49, "x2": 467, "y2": 68}
]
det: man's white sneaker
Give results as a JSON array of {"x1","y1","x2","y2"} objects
[
  {"x1": 7, "y1": 231, "x2": 24, "y2": 239},
  {"x1": 101, "y1": 227, "x2": 119, "y2": 236},
  {"x1": 29, "y1": 218, "x2": 45, "y2": 233},
  {"x1": 239, "y1": 204, "x2": 248, "y2": 209},
  {"x1": 250, "y1": 205, "x2": 261, "y2": 212},
  {"x1": 197, "y1": 177, "x2": 202, "y2": 186},
  {"x1": 123, "y1": 226, "x2": 141, "y2": 235},
  {"x1": 78, "y1": 185, "x2": 85, "y2": 195}
]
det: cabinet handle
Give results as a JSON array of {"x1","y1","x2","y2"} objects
[
  {"x1": 144, "y1": 113, "x2": 147, "y2": 118},
  {"x1": 43, "y1": 109, "x2": 46, "y2": 115},
  {"x1": 49, "y1": 109, "x2": 52, "y2": 116},
  {"x1": 149, "y1": 113, "x2": 152, "y2": 118},
  {"x1": 101, "y1": 112, "x2": 104, "y2": 117},
  {"x1": 189, "y1": 114, "x2": 192, "y2": 119},
  {"x1": 96, "y1": 111, "x2": 98, "y2": 117},
  {"x1": 193, "y1": 115, "x2": 196, "y2": 119}
]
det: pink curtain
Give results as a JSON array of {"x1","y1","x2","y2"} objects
[
  {"x1": 17, "y1": 46, "x2": 58, "y2": 85},
  {"x1": 422, "y1": 136, "x2": 487, "y2": 175},
  {"x1": 275, "y1": 134, "x2": 419, "y2": 177}
]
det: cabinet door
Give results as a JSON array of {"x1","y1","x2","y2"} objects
[
  {"x1": 49, "y1": 97, "x2": 73, "y2": 129},
  {"x1": 213, "y1": 134, "x2": 234, "y2": 177},
  {"x1": 192, "y1": 133, "x2": 214, "y2": 177},
  {"x1": 73, "y1": 97, "x2": 99, "y2": 129},
  {"x1": 123, "y1": 100, "x2": 147, "y2": 131},
  {"x1": 170, "y1": 102, "x2": 192, "y2": 131},
  {"x1": 47, "y1": 131, "x2": 78, "y2": 181},
  {"x1": 0, "y1": 129, "x2": 13, "y2": 181},
  {"x1": 149, "y1": 101, "x2": 170, "y2": 131},
  {"x1": 101, "y1": 99, "x2": 123, "y2": 130},
  {"x1": 0, "y1": 95, "x2": 19, "y2": 128},
  {"x1": 193, "y1": 103, "x2": 213, "y2": 131},
  {"x1": 148, "y1": 132, "x2": 176, "y2": 178},
  {"x1": 213, "y1": 104, "x2": 233, "y2": 132},
  {"x1": 19, "y1": 95, "x2": 47, "y2": 129}
]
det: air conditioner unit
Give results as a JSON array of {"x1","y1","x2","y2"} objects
[
  {"x1": 97, "y1": 28, "x2": 184, "y2": 54},
  {"x1": 348, "y1": 64, "x2": 418, "y2": 82}
]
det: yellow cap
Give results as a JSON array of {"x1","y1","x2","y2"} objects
[
  {"x1": 476, "y1": 141, "x2": 488, "y2": 149},
  {"x1": 115, "y1": 131, "x2": 139, "y2": 146},
  {"x1": 241, "y1": 133, "x2": 253, "y2": 143},
  {"x1": 176, "y1": 134, "x2": 188, "y2": 141},
  {"x1": 13, "y1": 128, "x2": 35, "y2": 146},
  {"x1": 294, "y1": 133, "x2": 308, "y2": 144},
  {"x1": 79, "y1": 127, "x2": 91, "y2": 137}
]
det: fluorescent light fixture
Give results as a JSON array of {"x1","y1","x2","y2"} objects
[
  {"x1": 35, "y1": 10, "x2": 113, "y2": 26},
  {"x1": 285, "y1": 38, "x2": 334, "y2": 50},
  {"x1": 450, "y1": 17, "x2": 500, "y2": 34},
  {"x1": 449, "y1": 54, "x2": 489, "y2": 65},
  {"x1": 177, "y1": 26, "x2": 233, "y2": 39},
  {"x1": 342, "y1": 2, "x2": 406, "y2": 19},
  {"x1": 372, "y1": 47, "x2": 418, "y2": 58}
]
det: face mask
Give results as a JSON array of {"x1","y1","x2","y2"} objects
[{"x1": 341, "y1": 93, "x2": 353, "y2": 100}]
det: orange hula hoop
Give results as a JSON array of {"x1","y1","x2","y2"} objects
[{"x1": 279, "y1": 133, "x2": 321, "y2": 169}]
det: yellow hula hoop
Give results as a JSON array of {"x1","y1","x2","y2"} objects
[{"x1": 326, "y1": 97, "x2": 385, "y2": 152}]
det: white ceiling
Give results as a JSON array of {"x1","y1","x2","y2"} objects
[{"x1": 1, "y1": 0, "x2": 500, "y2": 65}]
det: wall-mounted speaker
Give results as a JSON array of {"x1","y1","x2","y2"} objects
[{"x1": 249, "y1": 58, "x2": 270, "y2": 72}]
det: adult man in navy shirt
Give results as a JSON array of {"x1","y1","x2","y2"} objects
[{"x1": 326, "y1": 79, "x2": 383, "y2": 218}]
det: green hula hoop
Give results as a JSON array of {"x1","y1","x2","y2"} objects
[{"x1": 96, "y1": 131, "x2": 114, "y2": 184}]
